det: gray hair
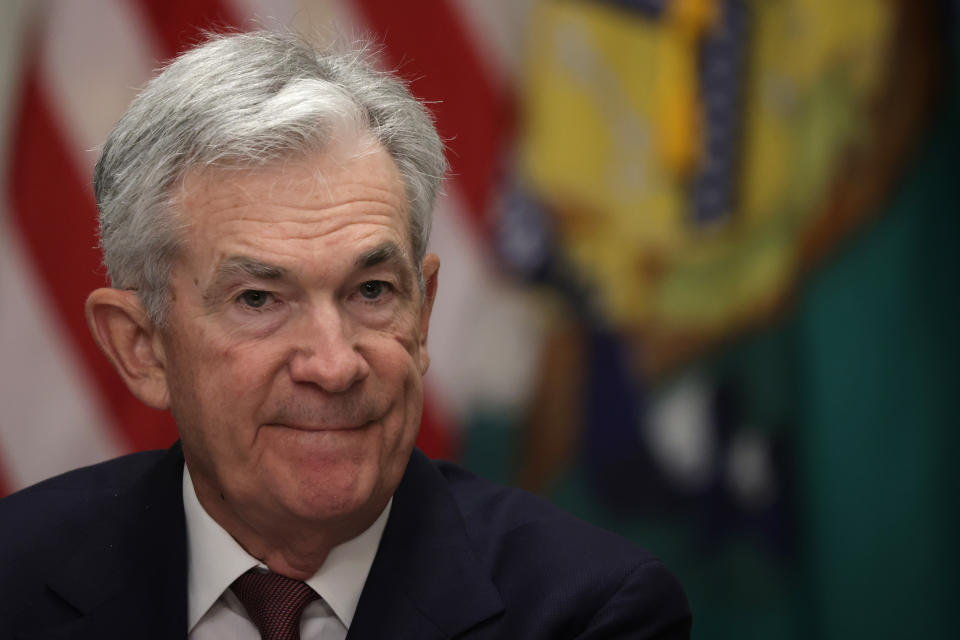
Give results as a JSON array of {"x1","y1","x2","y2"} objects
[{"x1": 94, "y1": 30, "x2": 447, "y2": 325}]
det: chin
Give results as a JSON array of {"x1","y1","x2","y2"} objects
[{"x1": 273, "y1": 461, "x2": 384, "y2": 522}]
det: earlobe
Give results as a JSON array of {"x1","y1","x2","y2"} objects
[
  {"x1": 85, "y1": 288, "x2": 171, "y2": 410},
  {"x1": 418, "y1": 254, "x2": 440, "y2": 374}
]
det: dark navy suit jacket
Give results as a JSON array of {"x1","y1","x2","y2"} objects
[{"x1": 0, "y1": 443, "x2": 691, "y2": 639}]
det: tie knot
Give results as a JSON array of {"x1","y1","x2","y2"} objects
[{"x1": 231, "y1": 569, "x2": 319, "y2": 640}]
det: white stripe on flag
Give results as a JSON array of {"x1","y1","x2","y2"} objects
[
  {"x1": 427, "y1": 187, "x2": 545, "y2": 418},
  {"x1": 229, "y1": 0, "x2": 298, "y2": 29},
  {"x1": 450, "y1": 0, "x2": 532, "y2": 89},
  {"x1": 0, "y1": 0, "x2": 34, "y2": 177},
  {"x1": 40, "y1": 0, "x2": 161, "y2": 175}
]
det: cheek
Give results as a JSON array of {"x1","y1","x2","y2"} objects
[
  {"x1": 166, "y1": 330, "x2": 283, "y2": 437},
  {"x1": 371, "y1": 327, "x2": 422, "y2": 390},
  {"x1": 391, "y1": 353, "x2": 425, "y2": 449},
  {"x1": 382, "y1": 308, "x2": 423, "y2": 356},
  {"x1": 366, "y1": 335, "x2": 423, "y2": 436}
]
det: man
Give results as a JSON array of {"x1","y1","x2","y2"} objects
[{"x1": 0, "y1": 31, "x2": 690, "y2": 639}]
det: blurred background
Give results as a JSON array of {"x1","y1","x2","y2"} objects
[{"x1": 1, "y1": 0, "x2": 957, "y2": 637}]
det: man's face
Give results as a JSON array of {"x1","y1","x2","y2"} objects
[{"x1": 157, "y1": 140, "x2": 437, "y2": 537}]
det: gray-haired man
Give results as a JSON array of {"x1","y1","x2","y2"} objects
[{"x1": 0, "y1": 31, "x2": 690, "y2": 639}]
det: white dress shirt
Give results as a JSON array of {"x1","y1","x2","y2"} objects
[{"x1": 183, "y1": 466, "x2": 391, "y2": 639}]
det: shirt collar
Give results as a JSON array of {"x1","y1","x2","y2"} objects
[{"x1": 183, "y1": 465, "x2": 391, "y2": 632}]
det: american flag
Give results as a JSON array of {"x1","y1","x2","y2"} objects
[{"x1": 0, "y1": 0, "x2": 543, "y2": 496}]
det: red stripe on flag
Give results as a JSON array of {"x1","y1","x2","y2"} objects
[
  {"x1": 417, "y1": 391, "x2": 457, "y2": 461},
  {"x1": 7, "y1": 61, "x2": 178, "y2": 452},
  {"x1": 130, "y1": 0, "x2": 241, "y2": 60},
  {"x1": 352, "y1": 0, "x2": 513, "y2": 232}
]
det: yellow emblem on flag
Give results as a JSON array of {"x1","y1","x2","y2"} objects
[{"x1": 518, "y1": 0, "x2": 918, "y2": 374}]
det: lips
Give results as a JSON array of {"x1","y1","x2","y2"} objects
[
  {"x1": 263, "y1": 399, "x2": 383, "y2": 433},
  {"x1": 264, "y1": 420, "x2": 372, "y2": 432}
]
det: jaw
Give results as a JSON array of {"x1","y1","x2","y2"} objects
[{"x1": 185, "y1": 416, "x2": 407, "y2": 573}]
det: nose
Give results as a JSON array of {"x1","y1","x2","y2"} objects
[{"x1": 287, "y1": 305, "x2": 370, "y2": 393}]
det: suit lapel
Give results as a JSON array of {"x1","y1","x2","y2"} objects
[
  {"x1": 347, "y1": 450, "x2": 503, "y2": 640},
  {"x1": 23, "y1": 444, "x2": 188, "y2": 640}
]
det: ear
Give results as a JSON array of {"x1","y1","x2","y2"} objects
[
  {"x1": 85, "y1": 288, "x2": 170, "y2": 410},
  {"x1": 417, "y1": 253, "x2": 440, "y2": 374}
]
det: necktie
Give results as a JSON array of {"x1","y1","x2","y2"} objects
[{"x1": 231, "y1": 569, "x2": 319, "y2": 640}]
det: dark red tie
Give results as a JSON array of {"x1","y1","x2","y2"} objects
[{"x1": 231, "y1": 569, "x2": 319, "y2": 640}]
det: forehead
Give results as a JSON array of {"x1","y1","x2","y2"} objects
[{"x1": 173, "y1": 142, "x2": 412, "y2": 265}]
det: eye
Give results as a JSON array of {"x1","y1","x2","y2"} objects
[
  {"x1": 237, "y1": 290, "x2": 272, "y2": 308},
  {"x1": 358, "y1": 280, "x2": 391, "y2": 300}
]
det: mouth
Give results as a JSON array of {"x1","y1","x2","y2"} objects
[{"x1": 264, "y1": 421, "x2": 372, "y2": 433}]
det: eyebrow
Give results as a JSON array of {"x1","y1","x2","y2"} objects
[
  {"x1": 202, "y1": 256, "x2": 288, "y2": 306},
  {"x1": 353, "y1": 242, "x2": 413, "y2": 286},
  {"x1": 355, "y1": 241, "x2": 405, "y2": 270}
]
